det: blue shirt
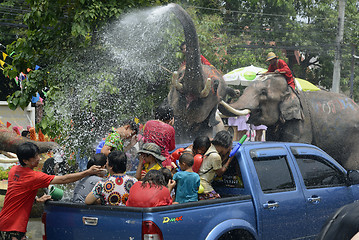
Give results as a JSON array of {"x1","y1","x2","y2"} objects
[{"x1": 173, "y1": 171, "x2": 200, "y2": 203}]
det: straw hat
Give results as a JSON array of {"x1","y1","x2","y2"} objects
[
  {"x1": 138, "y1": 143, "x2": 166, "y2": 162},
  {"x1": 266, "y1": 52, "x2": 277, "y2": 61}
]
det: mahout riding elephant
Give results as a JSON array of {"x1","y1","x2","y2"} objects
[
  {"x1": 218, "y1": 73, "x2": 359, "y2": 169},
  {"x1": 0, "y1": 125, "x2": 58, "y2": 153},
  {"x1": 167, "y1": 4, "x2": 248, "y2": 143}
]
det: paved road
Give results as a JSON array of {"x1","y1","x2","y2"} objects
[
  {"x1": 2, "y1": 188, "x2": 44, "y2": 240},
  {"x1": 27, "y1": 218, "x2": 42, "y2": 240}
]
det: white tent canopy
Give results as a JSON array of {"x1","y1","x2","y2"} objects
[
  {"x1": 223, "y1": 65, "x2": 320, "y2": 91},
  {"x1": 223, "y1": 65, "x2": 267, "y2": 86}
]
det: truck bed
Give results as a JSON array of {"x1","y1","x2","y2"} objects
[{"x1": 44, "y1": 195, "x2": 255, "y2": 240}]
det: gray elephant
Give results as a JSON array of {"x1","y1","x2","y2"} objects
[
  {"x1": 167, "y1": 4, "x2": 248, "y2": 143},
  {"x1": 0, "y1": 126, "x2": 58, "y2": 154},
  {"x1": 219, "y1": 73, "x2": 359, "y2": 170}
]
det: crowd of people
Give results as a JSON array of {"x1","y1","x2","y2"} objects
[
  {"x1": 0, "y1": 50, "x2": 287, "y2": 239},
  {"x1": 0, "y1": 106, "x2": 236, "y2": 239}
]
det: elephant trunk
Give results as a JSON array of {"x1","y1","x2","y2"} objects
[
  {"x1": 219, "y1": 100, "x2": 251, "y2": 116},
  {"x1": 169, "y1": 3, "x2": 204, "y2": 97},
  {"x1": 0, "y1": 127, "x2": 59, "y2": 154}
]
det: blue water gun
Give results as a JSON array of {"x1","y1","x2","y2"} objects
[{"x1": 229, "y1": 134, "x2": 248, "y2": 157}]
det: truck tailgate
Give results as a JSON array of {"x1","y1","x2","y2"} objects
[
  {"x1": 45, "y1": 202, "x2": 143, "y2": 240},
  {"x1": 143, "y1": 196, "x2": 255, "y2": 240}
]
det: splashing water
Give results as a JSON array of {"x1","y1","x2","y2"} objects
[
  {"x1": 103, "y1": 4, "x2": 178, "y2": 77},
  {"x1": 45, "y1": 4, "x2": 183, "y2": 170}
]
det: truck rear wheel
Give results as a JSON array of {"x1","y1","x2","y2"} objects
[{"x1": 218, "y1": 229, "x2": 255, "y2": 240}]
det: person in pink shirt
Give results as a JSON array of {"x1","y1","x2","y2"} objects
[{"x1": 142, "y1": 105, "x2": 175, "y2": 167}]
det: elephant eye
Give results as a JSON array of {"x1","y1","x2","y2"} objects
[{"x1": 261, "y1": 89, "x2": 267, "y2": 96}]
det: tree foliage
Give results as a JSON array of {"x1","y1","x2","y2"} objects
[
  {"x1": 1, "y1": 0, "x2": 358, "y2": 157},
  {"x1": 2, "y1": 0, "x2": 173, "y2": 155}
]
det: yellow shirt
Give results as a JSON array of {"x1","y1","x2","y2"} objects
[{"x1": 141, "y1": 162, "x2": 162, "y2": 179}]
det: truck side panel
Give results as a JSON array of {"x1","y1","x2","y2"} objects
[
  {"x1": 45, "y1": 204, "x2": 143, "y2": 240},
  {"x1": 142, "y1": 196, "x2": 257, "y2": 240}
]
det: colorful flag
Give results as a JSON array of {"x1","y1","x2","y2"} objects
[{"x1": 2, "y1": 52, "x2": 7, "y2": 61}]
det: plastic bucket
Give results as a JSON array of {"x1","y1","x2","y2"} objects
[{"x1": 49, "y1": 185, "x2": 63, "y2": 201}]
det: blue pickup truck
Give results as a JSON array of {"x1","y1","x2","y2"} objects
[{"x1": 42, "y1": 142, "x2": 359, "y2": 240}]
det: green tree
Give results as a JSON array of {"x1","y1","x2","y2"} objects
[
  {"x1": 3, "y1": 0, "x2": 174, "y2": 156},
  {"x1": 184, "y1": 0, "x2": 358, "y2": 98},
  {"x1": 2, "y1": 0, "x2": 359, "y2": 158},
  {"x1": 0, "y1": 0, "x2": 28, "y2": 100}
]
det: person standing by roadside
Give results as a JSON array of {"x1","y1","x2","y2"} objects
[
  {"x1": 20, "y1": 131, "x2": 30, "y2": 139},
  {"x1": 265, "y1": 52, "x2": 295, "y2": 90},
  {"x1": 0, "y1": 142, "x2": 102, "y2": 240}
]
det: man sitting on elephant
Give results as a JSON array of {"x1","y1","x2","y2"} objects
[{"x1": 265, "y1": 52, "x2": 295, "y2": 90}]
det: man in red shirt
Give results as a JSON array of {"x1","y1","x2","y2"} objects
[
  {"x1": 0, "y1": 142, "x2": 102, "y2": 240},
  {"x1": 266, "y1": 52, "x2": 295, "y2": 90},
  {"x1": 142, "y1": 105, "x2": 176, "y2": 168}
]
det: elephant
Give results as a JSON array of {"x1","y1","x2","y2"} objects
[
  {"x1": 0, "y1": 125, "x2": 58, "y2": 154},
  {"x1": 218, "y1": 73, "x2": 359, "y2": 169},
  {"x1": 167, "y1": 4, "x2": 248, "y2": 143}
]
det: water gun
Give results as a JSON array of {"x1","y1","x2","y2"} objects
[{"x1": 229, "y1": 134, "x2": 248, "y2": 158}]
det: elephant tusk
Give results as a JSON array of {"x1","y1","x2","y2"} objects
[
  {"x1": 200, "y1": 78, "x2": 212, "y2": 98},
  {"x1": 172, "y1": 71, "x2": 183, "y2": 91},
  {"x1": 219, "y1": 100, "x2": 251, "y2": 116}
]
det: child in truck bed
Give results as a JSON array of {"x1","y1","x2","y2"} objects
[
  {"x1": 72, "y1": 153, "x2": 108, "y2": 203},
  {"x1": 126, "y1": 170, "x2": 176, "y2": 207},
  {"x1": 173, "y1": 153, "x2": 200, "y2": 204}
]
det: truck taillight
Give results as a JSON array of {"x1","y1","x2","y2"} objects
[
  {"x1": 41, "y1": 212, "x2": 47, "y2": 240},
  {"x1": 142, "y1": 221, "x2": 163, "y2": 240}
]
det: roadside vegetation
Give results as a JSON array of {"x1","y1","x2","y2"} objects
[{"x1": 0, "y1": 0, "x2": 358, "y2": 155}]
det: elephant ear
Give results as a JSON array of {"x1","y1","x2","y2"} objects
[{"x1": 279, "y1": 87, "x2": 303, "y2": 121}]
